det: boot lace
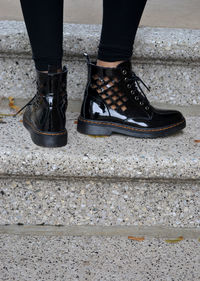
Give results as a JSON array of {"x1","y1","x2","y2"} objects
[
  {"x1": 14, "y1": 78, "x2": 67, "y2": 116},
  {"x1": 14, "y1": 95, "x2": 37, "y2": 116},
  {"x1": 123, "y1": 70, "x2": 151, "y2": 108}
]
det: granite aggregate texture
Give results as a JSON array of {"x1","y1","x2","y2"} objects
[
  {"x1": 0, "y1": 21, "x2": 200, "y2": 105},
  {"x1": 0, "y1": 235, "x2": 200, "y2": 281},
  {"x1": 0, "y1": 114, "x2": 199, "y2": 180},
  {"x1": 0, "y1": 178, "x2": 200, "y2": 227},
  {"x1": 0, "y1": 57, "x2": 199, "y2": 105},
  {"x1": 0, "y1": 21, "x2": 199, "y2": 61}
]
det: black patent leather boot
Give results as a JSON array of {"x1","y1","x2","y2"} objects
[
  {"x1": 77, "y1": 53, "x2": 186, "y2": 138},
  {"x1": 18, "y1": 65, "x2": 68, "y2": 147}
]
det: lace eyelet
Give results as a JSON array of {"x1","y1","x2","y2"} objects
[
  {"x1": 127, "y1": 84, "x2": 131, "y2": 89},
  {"x1": 124, "y1": 77, "x2": 128, "y2": 81},
  {"x1": 122, "y1": 69, "x2": 127, "y2": 75},
  {"x1": 139, "y1": 102, "x2": 144, "y2": 106},
  {"x1": 135, "y1": 96, "x2": 139, "y2": 101},
  {"x1": 131, "y1": 90, "x2": 134, "y2": 94},
  {"x1": 145, "y1": 106, "x2": 149, "y2": 110}
]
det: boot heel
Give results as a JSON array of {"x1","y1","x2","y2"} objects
[
  {"x1": 30, "y1": 130, "x2": 68, "y2": 147},
  {"x1": 77, "y1": 117, "x2": 112, "y2": 136},
  {"x1": 23, "y1": 118, "x2": 67, "y2": 147}
]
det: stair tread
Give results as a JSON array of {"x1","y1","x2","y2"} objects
[
  {"x1": 1, "y1": 235, "x2": 199, "y2": 281},
  {"x1": 1, "y1": 21, "x2": 200, "y2": 61},
  {"x1": 0, "y1": 113, "x2": 199, "y2": 180}
]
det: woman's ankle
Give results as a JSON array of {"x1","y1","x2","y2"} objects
[{"x1": 96, "y1": 59, "x2": 125, "y2": 68}]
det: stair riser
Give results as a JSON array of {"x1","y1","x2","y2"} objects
[
  {"x1": 0, "y1": 56, "x2": 199, "y2": 105},
  {"x1": 0, "y1": 235, "x2": 199, "y2": 281},
  {"x1": 1, "y1": 178, "x2": 199, "y2": 227}
]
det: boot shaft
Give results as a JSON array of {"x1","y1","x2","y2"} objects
[
  {"x1": 36, "y1": 65, "x2": 68, "y2": 106},
  {"x1": 80, "y1": 54, "x2": 150, "y2": 120},
  {"x1": 24, "y1": 65, "x2": 68, "y2": 133}
]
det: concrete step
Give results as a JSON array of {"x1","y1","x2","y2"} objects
[
  {"x1": 0, "y1": 21, "x2": 200, "y2": 105},
  {"x1": 0, "y1": 90, "x2": 199, "y2": 279},
  {"x1": 1, "y1": 177, "x2": 200, "y2": 227},
  {"x1": 0, "y1": 113, "x2": 199, "y2": 181},
  {"x1": 0, "y1": 112, "x2": 199, "y2": 227},
  {"x1": 0, "y1": 234, "x2": 200, "y2": 281}
]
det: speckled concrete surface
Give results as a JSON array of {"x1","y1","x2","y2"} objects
[
  {"x1": 0, "y1": 57, "x2": 199, "y2": 105},
  {"x1": 0, "y1": 178, "x2": 200, "y2": 226},
  {"x1": 0, "y1": 21, "x2": 200, "y2": 105},
  {"x1": 0, "y1": 114, "x2": 199, "y2": 180},
  {"x1": 0, "y1": 21, "x2": 199, "y2": 60},
  {"x1": 0, "y1": 235, "x2": 199, "y2": 281}
]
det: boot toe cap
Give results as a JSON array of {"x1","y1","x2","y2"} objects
[{"x1": 153, "y1": 107, "x2": 185, "y2": 125}]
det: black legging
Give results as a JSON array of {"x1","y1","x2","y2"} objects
[{"x1": 20, "y1": 0, "x2": 147, "y2": 71}]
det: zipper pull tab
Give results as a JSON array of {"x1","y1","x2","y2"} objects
[
  {"x1": 46, "y1": 93, "x2": 54, "y2": 110},
  {"x1": 83, "y1": 52, "x2": 91, "y2": 64}
]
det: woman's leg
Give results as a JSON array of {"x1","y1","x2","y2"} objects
[
  {"x1": 20, "y1": 0, "x2": 64, "y2": 71},
  {"x1": 97, "y1": 0, "x2": 147, "y2": 67},
  {"x1": 77, "y1": 0, "x2": 185, "y2": 138},
  {"x1": 19, "y1": 0, "x2": 68, "y2": 147}
]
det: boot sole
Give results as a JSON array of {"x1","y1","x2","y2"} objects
[
  {"x1": 23, "y1": 118, "x2": 68, "y2": 147},
  {"x1": 77, "y1": 116, "x2": 186, "y2": 138}
]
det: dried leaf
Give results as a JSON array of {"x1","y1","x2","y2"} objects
[
  {"x1": 194, "y1": 140, "x2": 200, "y2": 143},
  {"x1": 165, "y1": 236, "x2": 184, "y2": 243},
  {"x1": 128, "y1": 236, "x2": 145, "y2": 241},
  {"x1": 0, "y1": 113, "x2": 14, "y2": 117},
  {"x1": 0, "y1": 97, "x2": 22, "y2": 118},
  {"x1": 0, "y1": 97, "x2": 21, "y2": 117},
  {"x1": 8, "y1": 96, "x2": 20, "y2": 112},
  {"x1": 74, "y1": 120, "x2": 78, "y2": 124}
]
